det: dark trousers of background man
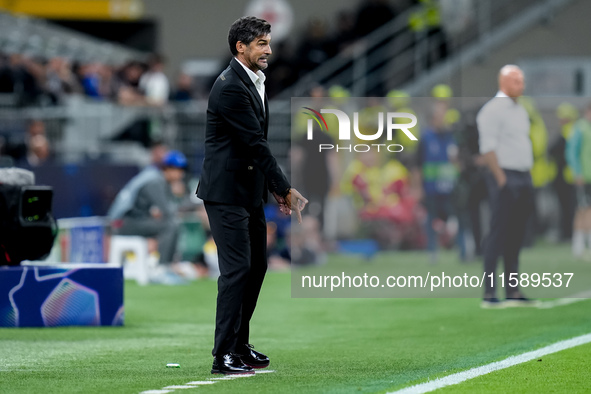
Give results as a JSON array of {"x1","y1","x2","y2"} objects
[
  {"x1": 204, "y1": 202, "x2": 267, "y2": 356},
  {"x1": 115, "y1": 217, "x2": 179, "y2": 264},
  {"x1": 483, "y1": 170, "x2": 534, "y2": 298}
]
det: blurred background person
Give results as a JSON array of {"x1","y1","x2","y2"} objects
[
  {"x1": 16, "y1": 134, "x2": 52, "y2": 168},
  {"x1": 3, "y1": 119, "x2": 47, "y2": 164},
  {"x1": 108, "y1": 150, "x2": 187, "y2": 268},
  {"x1": 170, "y1": 72, "x2": 195, "y2": 102},
  {"x1": 139, "y1": 53, "x2": 170, "y2": 107},
  {"x1": 291, "y1": 85, "x2": 338, "y2": 234},
  {"x1": 45, "y1": 57, "x2": 81, "y2": 104},
  {"x1": 566, "y1": 102, "x2": 591, "y2": 259},
  {"x1": 115, "y1": 60, "x2": 146, "y2": 106},
  {"x1": 550, "y1": 102, "x2": 579, "y2": 243},
  {"x1": 354, "y1": 0, "x2": 396, "y2": 39},
  {"x1": 415, "y1": 101, "x2": 461, "y2": 263},
  {"x1": 341, "y1": 147, "x2": 420, "y2": 250},
  {"x1": 477, "y1": 65, "x2": 535, "y2": 308}
]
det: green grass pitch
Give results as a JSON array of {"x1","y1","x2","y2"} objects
[{"x1": 1, "y1": 244, "x2": 589, "y2": 393}]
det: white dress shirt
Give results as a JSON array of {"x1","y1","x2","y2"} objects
[
  {"x1": 139, "y1": 71, "x2": 170, "y2": 105},
  {"x1": 235, "y1": 58, "x2": 266, "y2": 109},
  {"x1": 477, "y1": 91, "x2": 533, "y2": 171}
]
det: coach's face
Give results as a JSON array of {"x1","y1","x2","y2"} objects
[{"x1": 237, "y1": 34, "x2": 272, "y2": 72}]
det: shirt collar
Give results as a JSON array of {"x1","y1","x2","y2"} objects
[
  {"x1": 495, "y1": 90, "x2": 522, "y2": 105},
  {"x1": 235, "y1": 57, "x2": 266, "y2": 85}
]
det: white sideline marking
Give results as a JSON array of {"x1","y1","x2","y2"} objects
[
  {"x1": 140, "y1": 391, "x2": 173, "y2": 394},
  {"x1": 537, "y1": 290, "x2": 591, "y2": 309},
  {"x1": 140, "y1": 368, "x2": 274, "y2": 393},
  {"x1": 389, "y1": 333, "x2": 591, "y2": 394},
  {"x1": 256, "y1": 369, "x2": 276, "y2": 374},
  {"x1": 211, "y1": 374, "x2": 255, "y2": 380}
]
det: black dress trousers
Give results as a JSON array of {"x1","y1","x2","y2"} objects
[{"x1": 204, "y1": 201, "x2": 268, "y2": 356}]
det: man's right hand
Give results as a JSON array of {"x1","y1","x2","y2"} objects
[{"x1": 495, "y1": 170, "x2": 507, "y2": 188}]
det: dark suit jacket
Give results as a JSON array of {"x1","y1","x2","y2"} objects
[{"x1": 197, "y1": 58, "x2": 290, "y2": 207}]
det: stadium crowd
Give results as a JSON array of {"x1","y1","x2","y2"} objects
[
  {"x1": 1, "y1": 0, "x2": 589, "y2": 283},
  {"x1": 0, "y1": 0, "x2": 452, "y2": 103}
]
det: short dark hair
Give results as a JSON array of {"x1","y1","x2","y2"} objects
[{"x1": 228, "y1": 16, "x2": 271, "y2": 56}]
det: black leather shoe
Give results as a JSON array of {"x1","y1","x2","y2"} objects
[
  {"x1": 504, "y1": 297, "x2": 540, "y2": 308},
  {"x1": 211, "y1": 353, "x2": 254, "y2": 375},
  {"x1": 237, "y1": 344, "x2": 270, "y2": 369},
  {"x1": 481, "y1": 297, "x2": 504, "y2": 309}
]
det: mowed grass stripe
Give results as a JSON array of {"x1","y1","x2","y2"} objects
[
  {"x1": 435, "y1": 341, "x2": 591, "y2": 393},
  {"x1": 389, "y1": 333, "x2": 591, "y2": 394}
]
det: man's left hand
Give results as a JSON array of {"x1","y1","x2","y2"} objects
[
  {"x1": 284, "y1": 188, "x2": 308, "y2": 224},
  {"x1": 272, "y1": 191, "x2": 291, "y2": 216}
]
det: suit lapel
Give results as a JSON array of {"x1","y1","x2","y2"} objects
[
  {"x1": 264, "y1": 93, "x2": 269, "y2": 138},
  {"x1": 230, "y1": 58, "x2": 265, "y2": 119}
]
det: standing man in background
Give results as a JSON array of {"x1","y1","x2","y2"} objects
[
  {"x1": 197, "y1": 16, "x2": 307, "y2": 375},
  {"x1": 477, "y1": 65, "x2": 536, "y2": 308}
]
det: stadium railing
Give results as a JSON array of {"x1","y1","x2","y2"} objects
[{"x1": 0, "y1": 11, "x2": 145, "y2": 64}]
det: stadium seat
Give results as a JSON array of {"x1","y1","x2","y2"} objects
[{"x1": 109, "y1": 235, "x2": 151, "y2": 285}]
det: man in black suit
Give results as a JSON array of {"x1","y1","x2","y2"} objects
[{"x1": 197, "y1": 16, "x2": 307, "y2": 375}]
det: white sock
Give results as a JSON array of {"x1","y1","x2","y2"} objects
[{"x1": 573, "y1": 230, "x2": 585, "y2": 257}]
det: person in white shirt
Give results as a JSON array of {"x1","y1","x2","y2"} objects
[
  {"x1": 476, "y1": 65, "x2": 537, "y2": 308},
  {"x1": 139, "y1": 54, "x2": 170, "y2": 106}
]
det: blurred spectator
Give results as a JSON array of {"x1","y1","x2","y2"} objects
[
  {"x1": 354, "y1": 0, "x2": 396, "y2": 38},
  {"x1": 409, "y1": 0, "x2": 448, "y2": 69},
  {"x1": 550, "y1": 102, "x2": 579, "y2": 241},
  {"x1": 296, "y1": 18, "x2": 332, "y2": 75},
  {"x1": 77, "y1": 63, "x2": 101, "y2": 99},
  {"x1": 78, "y1": 62, "x2": 114, "y2": 100},
  {"x1": 45, "y1": 57, "x2": 81, "y2": 104},
  {"x1": 520, "y1": 96, "x2": 553, "y2": 244},
  {"x1": 326, "y1": 11, "x2": 357, "y2": 55},
  {"x1": 139, "y1": 54, "x2": 170, "y2": 106},
  {"x1": 415, "y1": 101, "x2": 462, "y2": 263},
  {"x1": 566, "y1": 103, "x2": 591, "y2": 258},
  {"x1": 385, "y1": 90, "x2": 419, "y2": 167},
  {"x1": 3, "y1": 119, "x2": 51, "y2": 168},
  {"x1": 108, "y1": 150, "x2": 187, "y2": 266},
  {"x1": 440, "y1": 0, "x2": 475, "y2": 42},
  {"x1": 341, "y1": 148, "x2": 421, "y2": 249},
  {"x1": 4, "y1": 119, "x2": 47, "y2": 163},
  {"x1": 290, "y1": 215, "x2": 325, "y2": 266},
  {"x1": 115, "y1": 60, "x2": 146, "y2": 106},
  {"x1": 291, "y1": 86, "x2": 338, "y2": 232},
  {"x1": 111, "y1": 61, "x2": 156, "y2": 147},
  {"x1": 149, "y1": 139, "x2": 169, "y2": 166},
  {"x1": 266, "y1": 221, "x2": 290, "y2": 270},
  {"x1": 266, "y1": 41, "x2": 298, "y2": 97},
  {"x1": 454, "y1": 117, "x2": 487, "y2": 258},
  {"x1": 0, "y1": 53, "x2": 42, "y2": 106},
  {"x1": 191, "y1": 201, "x2": 220, "y2": 279},
  {"x1": 170, "y1": 73, "x2": 195, "y2": 102},
  {"x1": 16, "y1": 134, "x2": 52, "y2": 168}
]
